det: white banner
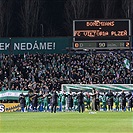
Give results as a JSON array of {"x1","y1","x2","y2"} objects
[{"x1": 0, "y1": 90, "x2": 28, "y2": 100}]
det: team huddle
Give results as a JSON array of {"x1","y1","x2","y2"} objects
[{"x1": 19, "y1": 88, "x2": 133, "y2": 113}]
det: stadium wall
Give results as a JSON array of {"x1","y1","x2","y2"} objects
[
  {"x1": 0, "y1": 103, "x2": 20, "y2": 112},
  {"x1": 1, "y1": 37, "x2": 132, "y2": 55}
]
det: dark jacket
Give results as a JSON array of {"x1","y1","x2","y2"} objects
[
  {"x1": 106, "y1": 91, "x2": 114, "y2": 106},
  {"x1": 77, "y1": 92, "x2": 84, "y2": 104},
  {"x1": 119, "y1": 92, "x2": 126, "y2": 106},
  {"x1": 67, "y1": 93, "x2": 73, "y2": 108},
  {"x1": 19, "y1": 93, "x2": 25, "y2": 107},
  {"x1": 51, "y1": 91, "x2": 58, "y2": 105},
  {"x1": 126, "y1": 92, "x2": 132, "y2": 107}
]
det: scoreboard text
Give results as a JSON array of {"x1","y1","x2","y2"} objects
[
  {"x1": 73, "y1": 19, "x2": 131, "y2": 42},
  {"x1": 73, "y1": 19, "x2": 131, "y2": 49}
]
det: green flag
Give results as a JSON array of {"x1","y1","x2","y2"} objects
[{"x1": 124, "y1": 58, "x2": 130, "y2": 69}]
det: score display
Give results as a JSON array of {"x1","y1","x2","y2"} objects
[
  {"x1": 73, "y1": 42, "x2": 130, "y2": 49},
  {"x1": 73, "y1": 19, "x2": 131, "y2": 42}
]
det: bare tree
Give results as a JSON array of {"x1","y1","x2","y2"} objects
[
  {"x1": 121, "y1": 0, "x2": 131, "y2": 18},
  {"x1": 131, "y1": 0, "x2": 133, "y2": 17},
  {"x1": 101, "y1": 0, "x2": 115, "y2": 18},
  {"x1": 64, "y1": 0, "x2": 92, "y2": 35},
  {"x1": 39, "y1": 0, "x2": 47, "y2": 37},
  {"x1": 20, "y1": 0, "x2": 41, "y2": 37},
  {"x1": 45, "y1": 19, "x2": 58, "y2": 36},
  {"x1": 0, "y1": 1, "x2": 4, "y2": 37},
  {"x1": 0, "y1": 0, "x2": 13, "y2": 37}
]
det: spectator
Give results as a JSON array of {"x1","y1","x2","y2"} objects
[{"x1": 0, "y1": 50, "x2": 132, "y2": 96}]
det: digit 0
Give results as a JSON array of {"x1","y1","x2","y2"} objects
[{"x1": 74, "y1": 43, "x2": 79, "y2": 48}]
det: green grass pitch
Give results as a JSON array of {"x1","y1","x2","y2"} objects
[{"x1": 0, "y1": 111, "x2": 133, "y2": 133}]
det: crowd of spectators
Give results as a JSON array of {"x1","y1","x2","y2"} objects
[{"x1": 0, "y1": 50, "x2": 133, "y2": 94}]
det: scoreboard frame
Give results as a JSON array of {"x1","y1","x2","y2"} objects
[
  {"x1": 73, "y1": 19, "x2": 131, "y2": 49},
  {"x1": 73, "y1": 41, "x2": 130, "y2": 49}
]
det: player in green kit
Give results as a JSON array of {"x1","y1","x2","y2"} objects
[
  {"x1": 57, "y1": 91, "x2": 62, "y2": 112},
  {"x1": 101, "y1": 92, "x2": 107, "y2": 111},
  {"x1": 73, "y1": 92, "x2": 78, "y2": 111},
  {"x1": 85, "y1": 92, "x2": 91, "y2": 111},
  {"x1": 61, "y1": 91, "x2": 67, "y2": 112},
  {"x1": 38, "y1": 91, "x2": 43, "y2": 111},
  {"x1": 114, "y1": 92, "x2": 119, "y2": 111},
  {"x1": 25, "y1": 91, "x2": 30, "y2": 112},
  {"x1": 43, "y1": 92, "x2": 49, "y2": 112}
]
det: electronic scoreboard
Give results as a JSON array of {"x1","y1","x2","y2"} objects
[{"x1": 73, "y1": 19, "x2": 131, "y2": 49}]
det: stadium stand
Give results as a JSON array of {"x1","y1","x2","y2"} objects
[{"x1": 0, "y1": 50, "x2": 132, "y2": 94}]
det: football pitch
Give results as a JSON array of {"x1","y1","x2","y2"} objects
[{"x1": 0, "y1": 111, "x2": 133, "y2": 133}]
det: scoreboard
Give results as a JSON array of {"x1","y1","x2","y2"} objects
[{"x1": 73, "y1": 19, "x2": 131, "y2": 49}]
